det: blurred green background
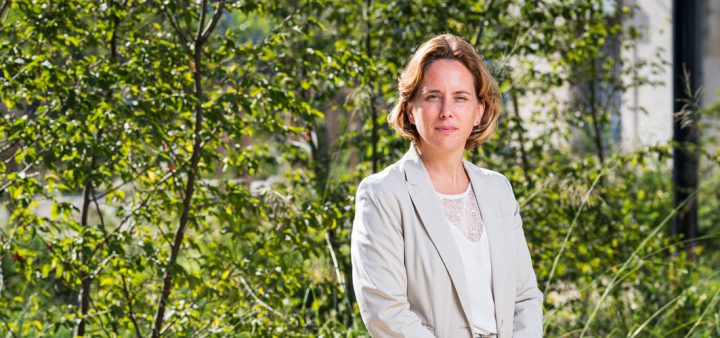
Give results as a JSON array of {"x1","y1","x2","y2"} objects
[{"x1": 1, "y1": 0, "x2": 719, "y2": 336}]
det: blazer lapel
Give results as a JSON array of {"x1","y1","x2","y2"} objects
[
  {"x1": 400, "y1": 146, "x2": 474, "y2": 328},
  {"x1": 465, "y1": 162, "x2": 513, "y2": 332}
]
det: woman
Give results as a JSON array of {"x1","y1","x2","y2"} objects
[{"x1": 351, "y1": 34, "x2": 543, "y2": 338}]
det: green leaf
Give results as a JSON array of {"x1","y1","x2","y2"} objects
[{"x1": 51, "y1": 203, "x2": 60, "y2": 219}]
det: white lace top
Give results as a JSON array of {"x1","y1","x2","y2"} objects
[
  {"x1": 436, "y1": 184, "x2": 497, "y2": 335},
  {"x1": 439, "y1": 184, "x2": 484, "y2": 242}
]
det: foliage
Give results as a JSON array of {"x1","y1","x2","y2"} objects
[{"x1": 1, "y1": 0, "x2": 718, "y2": 337}]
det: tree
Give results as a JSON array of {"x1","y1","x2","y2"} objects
[
  {"x1": 672, "y1": 0, "x2": 701, "y2": 257},
  {"x1": 1, "y1": 0, "x2": 718, "y2": 336}
]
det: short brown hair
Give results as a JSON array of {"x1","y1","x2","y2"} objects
[{"x1": 388, "y1": 34, "x2": 502, "y2": 149}]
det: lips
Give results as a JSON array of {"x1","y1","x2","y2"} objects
[{"x1": 435, "y1": 126, "x2": 458, "y2": 132}]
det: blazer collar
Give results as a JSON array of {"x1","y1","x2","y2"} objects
[
  {"x1": 400, "y1": 144, "x2": 511, "y2": 332},
  {"x1": 400, "y1": 144, "x2": 474, "y2": 327},
  {"x1": 465, "y1": 156, "x2": 513, "y2": 332}
]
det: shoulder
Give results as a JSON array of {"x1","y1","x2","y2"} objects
[
  {"x1": 357, "y1": 162, "x2": 406, "y2": 200},
  {"x1": 465, "y1": 162, "x2": 513, "y2": 190},
  {"x1": 464, "y1": 162, "x2": 519, "y2": 213},
  {"x1": 353, "y1": 162, "x2": 407, "y2": 223}
]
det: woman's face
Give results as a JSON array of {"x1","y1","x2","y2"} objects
[{"x1": 407, "y1": 59, "x2": 484, "y2": 155}]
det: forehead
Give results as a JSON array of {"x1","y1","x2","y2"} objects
[{"x1": 420, "y1": 59, "x2": 475, "y2": 90}]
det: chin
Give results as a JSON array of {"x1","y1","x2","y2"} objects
[{"x1": 426, "y1": 140, "x2": 466, "y2": 153}]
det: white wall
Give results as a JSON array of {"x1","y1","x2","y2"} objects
[
  {"x1": 620, "y1": 0, "x2": 674, "y2": 151},
  {"x1": 702, "y1": 0, "x2": 720, "y2": 108}
]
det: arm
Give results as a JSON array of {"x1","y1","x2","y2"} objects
[
  {"x1": 504, "y1": 180, "x2": 544, "y2": 337},
  {"x1": 351, "y1": 180, "x2": 435, "y2": 338}
]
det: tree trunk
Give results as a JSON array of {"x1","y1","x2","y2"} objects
[
  {"x1": 152, "y1": 1, "x2": 225, "y2": 336},
  {"x1": 671, "y1": 0, "x2": 701, "y2": 258},
  {"x1": 510, "y1": 89, "x2": 532, "y2": 187},
  {"x1": 365, "y1": 0, "x2": 378, "y2": 173}
]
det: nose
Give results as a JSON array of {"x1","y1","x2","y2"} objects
[{"x1": 439, "y1": 100, "x2": 454, "y2": 119}]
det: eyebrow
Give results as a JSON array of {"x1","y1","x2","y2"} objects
[{"x1": 422, "y1": 89, "x2": 473, "y2": 95}]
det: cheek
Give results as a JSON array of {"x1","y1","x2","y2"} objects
[
  {"x1": 407, "y1": 104, "x2": 416, "y2": 124},
  {"x1": 417, "y1": 110, "x2": 435, "y2": 128},
  {"x1": 410, "y1": 106, "x2": 429, "y2": 126},
  {"x1": 477, "y1": 104, "x2": 485, "y2": 123},
  {"x1": 417, "y1": 104, "x2": 438, "y2": 123}
]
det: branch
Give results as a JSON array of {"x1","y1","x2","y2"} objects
[
  {"x1": 325, "y1": 230, "x2": 354, "y2": 327},
  {"x1": 364, "y1": 0, "x2": 378, "y2": 173},
  {"x1": 196, "y1": 0, "x2": 207, "y2": 43},
  {"x1": 89, "y1": 296, "x2": 115, "y2": 337},
  {"x1": 238, "y1": 273, "x2": 285, "y2": 318},
  {"x1": 588, "y1": 60, "x2": 606, "y2": 167},
  {"x1": 473, "y1": 0, "x2": 495, "y2": 45},
  {"x1": 510, "y1": 89, "x2": 533, "y2": 186},
  {"x1": 75, "y1": 135, "x2": 101, "y2": 336},
  {"x1": 0, "y1": 0, "x2": 10, "y2": 30},
  {"x1": 74, "y1": 276, "x2": 92, "y2": 336},
  {"x1": 0, "y1": 315, "x2": 16, "y2": 338},
  {"x1": 162, "y1": 7, "x2": 189, "y2": 48},
  {"x1": 121, "y1": 276, "x2": 144, "y2": 338},
  {"x1": 91, "y1": 185, "x2": 107, "y2": 236},
  {"x1": 0, "y1": 161, "x2": 39, "y2": 195},
  {"x1": 151, "y1": 2, "x2": 224, "y2": 334},
  {"x1": 91, "y1": 170, "x2": 174, "y2": 258},
  {"x1": 0, "y1": 134, "x2": 40, "y2": 160},
  {"x1": 191, "y1": 320, "x2": 212, "y2": 338},
  {"x1": 1, "y1": 100, "x2": 47, "y2": 161},
  {"x1": 93, "y1": 164, "x2": 153, "y2": 200},
  {"x1": 109, "y1": 1, "x2": 120, "y2": 61},
  {"x1": 199, "y1": 0, "x2": 225, "y2": 44}
]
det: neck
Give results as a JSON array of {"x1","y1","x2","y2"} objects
[{"x1": 415, "y1": 143, "x2": 468, "y2": 193}]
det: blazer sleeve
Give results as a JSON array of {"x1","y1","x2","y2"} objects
[
  {"x1": 504, "y1": 179, "x2": 544, "y2": 338},
  {"x1": 351, "y1": 179, "x2": 435, "y2": 338}
]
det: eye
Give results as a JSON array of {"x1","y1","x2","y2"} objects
[
  {"x1": 455, "y1": 96, "x2": 468, "y2": 102},
  {"x1": 425, "y1": 94, "x2": 440, "y2": 101}
]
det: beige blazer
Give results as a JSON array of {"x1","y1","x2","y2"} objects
[{"x1": 351, "y1": 146, "x2": 543, "y2": 338}]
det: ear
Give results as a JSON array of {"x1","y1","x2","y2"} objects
[
  {"x1": 407, "y1": 102, "x2": 416, "y2": 124},
  {"x1": 474, "y1": 101, "x2": 485, "y2": 126}
]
